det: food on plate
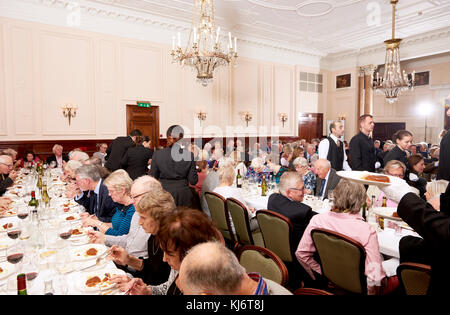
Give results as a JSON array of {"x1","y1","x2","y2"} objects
[
  {"x1": 86, "y1": 276, "x2": 102, "y2": 287},
  {"x1": 66, "y1": 216, "x2": 75, "y2": 221},
  {"x1": 361, "y1": 174, "x2": 390, "y2": 183},
  {"x1": 63, "y1": 207, "x2": 70, "y2": 212},
  {"x1": 2, "y1": 223, "x2": 13, "y2": 230},
  {"x1": 85, "y1": 273, "x2": 113, "y2": 288},
  {"x1": 72, "y1": 228, "x2": 83, "y2": 235},
  {"x1": 0, "y1": 267, "x2": 3, "y2": 273},
  {"x1": 86, "y1": 248, "x2": 98, "y2": 256},
  {"x1": 392, "y1": 212, "x2": 399, "y2": 218}
]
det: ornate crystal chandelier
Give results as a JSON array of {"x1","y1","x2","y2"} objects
[
  {"x1": 170, "y1": 0, "x2": 238, "y2": 87},
  {"x1": 372, "y1": 0, "x2": 415, "y2": 104}
]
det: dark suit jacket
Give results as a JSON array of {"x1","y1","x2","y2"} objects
[
  {"x1": 45, "y1": 154, "x2": 69, "y2": 166},
  {"x1": 75, "y1": 179, "x2": 118, "y2": 223},
  {"x1": 397, "y1": 191, "x2": 450, "y2": 295},
  {"x1": 438, "y1": 131, "x2": 450, "y2": 180},
  {"x1": 0, "y1": 174, "x2": 13, "y2": 196},
  {"x1": 349, "y1": 131, "x2": 376, "y2": 172},
  {"x1": 383, "y1": 145, "x2": 409, "y2": 170},
  {"x1": 267, "y1": 193, "x2": 317, "y2": 253},
  {"x1": 314, "y1": 168, "x2": 341, "y2": 199},
  {"x1": 105, "y1": 136, "x2": 136, "y2": 171},
  {"x1": 120, "y1": 145, "x2": 153, "y2": 180},
  {"x1": 149, "y1": 143, "x2": 198, "y2": 207}
]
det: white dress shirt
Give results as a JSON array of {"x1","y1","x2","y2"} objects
[{"x1": 318, "y1": 134, "x2": 351, "y2": 171}]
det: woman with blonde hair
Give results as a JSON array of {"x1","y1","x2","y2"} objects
[{"x1": 82, "y1": 169, "x2": 135, "y2": 236}]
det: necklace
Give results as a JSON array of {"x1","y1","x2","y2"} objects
[{"x1": 151, "y1": 235, "x2": 159, "y2": 256}]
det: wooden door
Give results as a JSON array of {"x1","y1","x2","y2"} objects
[
  {"x1": 372, "y1": 122, "x2": 405, "y2": 142},
  {"x1": 298, "y1": 113, "x2": 323, "y2": 141},
  {"x1": 126, "y1": 105, "x2": 160, "y2": 149}
]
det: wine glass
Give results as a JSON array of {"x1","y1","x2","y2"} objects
[
  {"x1": 58, "y1": 222, "x2": 73, "y2": 249},
  {"x1": 7, "y1": 221, "x2": 22, "y2": 241},
  {"x1": 17, "y1": 206, "x2": 30, "y2": 220},
  {"x1": 6, "y1": 241, "x2": 24, "y2": 273}
]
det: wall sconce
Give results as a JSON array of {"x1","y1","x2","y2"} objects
[
  {"x1": 279, "y1": 113, "x2": 288, "y2": 127},
  {"x1": 61, "y1": 104, "x2": 78, "y2": 126},
  {"x1": 197, "y1": 111, "x2": 207, "y2": 125},
  {"x1": 241, "y1": 112, "x2": 252, "y2": 127}
]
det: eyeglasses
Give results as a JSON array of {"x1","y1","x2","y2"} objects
[
  {"x1": 131, "y1": 191, "x2": 150, "y2": 201},
  {"x1": 0, "y1": 162, "x2": 13, "y2": 168},
  {"x1": 289, "y1": 187, "x2": 305, "y2": 192}
]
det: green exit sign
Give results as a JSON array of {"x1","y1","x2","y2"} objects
[{"x1": 137, "y1": 101, "x2": 151, "y2": 108}]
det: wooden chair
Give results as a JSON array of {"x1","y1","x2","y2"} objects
[
  {"x1": 226, "y1": 198, "x2": 264, "y2": 248},
  {"x1": 397, "y1": 262, "x2": 431, "y2": 295},
  {"x1": 204, "y1": 192, "x2": 236, "y2": 247},
  {"x1": 236, "y1": 245, "x2": 289, "y2": 287},
  {"x1": 311, "y1": 228, "x2": 367, "y2": 295},
  {"x1": 255, "y1": 210, "x2": 294, "y2": 263}
]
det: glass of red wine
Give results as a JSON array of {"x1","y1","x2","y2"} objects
[
  {"x1": 6, "y1": 241, "x2": 24, "y2": 273},
  {"x1": 58, "y1": 222, "x2": 73, "y2": 249},
  {"x1": 7, "y1": 221, "x2": 22, "y2": 241},
  {"x1": 17, "y1": 206, "x2": 30, "y2": 220}
]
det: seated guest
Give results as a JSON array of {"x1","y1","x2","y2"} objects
[
  {"x1": 106, "y1": 188, "x2": 175, "y2": 285},
  {"x1": 0, "y1": 196, "x2": 12, "y2": 213},
  {"x1": 46, "y1": 144, "x2": 69, "y2": 168},
  {"x1": 69, "y1": 150, "x2": 89, "y2": 163},
  {"x1": 213, "y1": 164, "x2": 258, "y2": 231},
  {"x1": 266, "y1": 152, "x2": 289, "y2": 184},
  {"x1": 190, "y1": 160, "x2": 208, "y2": 197},
  {"x1": 88, "y1": 176, "x2": 159, "y2": 275},
  {"x1": 296, "y1": 179, "x2": 398, "y2": 295},
  {"x1": 246, "y1": 157, "x2": 271, "y2": 184},
  {"x1": 178, "y1": 241, "x2": 293, "y2": 295},
  {"x1": 408, "y1": 143, "x2": 418, "y2": 155},
  {"x1": 407, "y1": 154, "x2": 428, "y2": 200},
  {"x1": 423, "y1": 147, "x2": 439, "y2": 181},
  {"x1": 82, "y1": 170, "x2": 135, "y2": 236},
  {"x1": 84, "y1": 157, "x2": 110, "y2": 179},
  {"x1": 93, "y1": 142, "x2": 108, "y2": 165},
  {"x1": 112, "y1": 209, "x2": 222, "y2": 295},
  {"x1": 424, "y1": 179, "x2": 449, "y2": 211},
  {"x1": 280, "y1": 144, "x2": 292, "y2": 167},
  {"x1": 267, "y1": 172, "x2": 317, "y2": 254},
  {"x1": 376, "y1": 160, "x2": 407, "y2": 208},
  {"x1": 288, "y1": 147, "x2": 305, "y2": 170},
  {"x1": 418, "y1": 142, "x2": 430, "y2": 159},
  {"x1": 18, "y1": 150, "x2": 40, "y2": 168},
  {"x1": 293, "y1": 157, "x2": 316, "y2": 194},
  {"x1": 0, "y1": 149, "x2": 20, "y2": 170},
  {"x1": 0, "y1": 155, "x2": 17, "y2": 196},
  {"x1": 61, "y1": 160, "x2": 82, "y2": 183},
  {"x1": 313, "y1": 159, "x2": 341, "y2": 200},
  {"x1": 73, "y1": 164, "x2": 118, "y2": 223},
  {"x1": 120, "y1": 135, "x2": 153, "y2": 180}
]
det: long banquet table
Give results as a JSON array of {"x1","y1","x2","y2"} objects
[{"x1": 0, "y1": 168, "x2": 123, "y2": 295}]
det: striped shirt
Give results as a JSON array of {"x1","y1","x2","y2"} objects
[{"x1": 105, "y1": 204, "x2": 135, "y2": 236}]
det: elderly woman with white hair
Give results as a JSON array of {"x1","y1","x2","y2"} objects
[
  {"x1": 245, "y1": 157, "x2": 271, "y2": 184},
  {"x1": 82, "y1": 169, "x2": 135, "y2": 236},
  {"x1": 46, "y1": 144, "x2": 69, "y2": 168},
  {"x1": 61, "y1": 160, "x2": 83, "y2": 183},
  {"x1": 213, "y1": 164, "x2": 258, "y2": 231},
  {"x1": 293, "y1": 157, "x2": 316, "y2": 194}
]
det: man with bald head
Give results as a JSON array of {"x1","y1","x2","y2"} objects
[
  {"x1": 313, "y1": 159, "x2": 342, "y2": 200},
  {"x1": 0, "y1": 155, "x2": 17, "y2": 196},
  {"x1": 177, "y1": 241, "x2": 292, "y2": 295}
]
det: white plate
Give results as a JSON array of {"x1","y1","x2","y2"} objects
[
  {"x1": 336, "y1": 171, "x2": 393, "y2": 187},
  {"x1": 71, "y1": 244, "x2": 107, "y2": 261},
  {"x1": 372, "y1": 207, "x2": 402, "y2": 221},
  {"x1": 0, "y1": 238, "x2": 13, "y2": 250},
  {"x1": 0, "y1": 222, "x2": 15, "y2": 232},
  {"x1": 0, "y1": 263, "x2": 15, "y2": 280},
  {"x1": 61, "y1": 213, "x2": 81, "y2": 222},
  {"x1": 78, "y1": 269, "x2": 125, "y2": 292}
]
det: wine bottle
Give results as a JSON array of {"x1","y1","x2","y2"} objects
[
  {"x1": 382, "y1": 196, "x2": 387, "y2": 207},
  {"x1": 261, "y1": 175, "x2": 267, "y2": 196},
  {"x1": 28, "y1": 191, "x2": 39, "y2": 208},
  {"x1": 236, "y1": 169, "x2": 242, "y2": 188},
  {"x1": 17, "y1": 273, "x2": 27, "y2": 295},
  {"x1": 42, "y1": 185, "x2": 50, "y2": 207}
]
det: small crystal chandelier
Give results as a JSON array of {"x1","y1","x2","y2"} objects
[
  {"x1": 170, "y1": 0, "x2": 238, "y2": 87},
  {"x1": 372, "y1": 0, "x2": 415, "y2": 104}
]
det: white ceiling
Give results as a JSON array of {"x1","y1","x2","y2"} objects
[{"x1": 87, "y1": 0, "x2": 450, "y2": 56}]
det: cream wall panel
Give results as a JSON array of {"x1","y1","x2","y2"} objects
[
  {"x1": 97, "y1": 40, "x2": 119, "y2": 135},
  {"x1": 10, "y1": 26, "x2": 34, "y2": 135},
  {"x1": 232, "y1": 59, "x2": 260, "y2": 132},
  {"x1": 121, "y1": 43, "x2": 164, "y2": 102},
  {"x1": 273, "y1": 65, "x2": 294, "y2": 135},
  {"x1": 0, "y1": 22, "x2": 6, "y2": 136},
  {"x1": 39, "y1": 32, "x2": 95, "y2": 135}
]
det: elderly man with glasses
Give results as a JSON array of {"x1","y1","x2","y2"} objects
[{"x1": 0, "y1": 155, "x2": 18, "y2": 196}]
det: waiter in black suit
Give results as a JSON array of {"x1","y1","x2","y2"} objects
[
  {"x1": 73, "y1": 164, "x2": 118, "y2": 223},
  {"x1": 438, "y1": 107, "x2": 450, "y2": 180},
  {"x1": 105, "y1": 129, "x2": 142, "y2": 172},
  {"x1": 150, "y1": 125, "x2": 198, "y2": 207},
  {"x1": 349, "y1": 114, "x2": 376, "y2": 172},
  {"x1": 120, "y1": 135, "x2": 153, "y2": 180},
  {"x1": 318, "y1": 120, "x2": 351, "y2": 171}
]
